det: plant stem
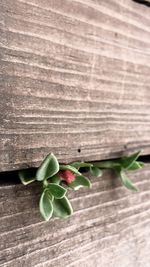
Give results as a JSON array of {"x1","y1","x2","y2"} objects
[
  {"x1": 93, "y1": 160, "x2": 120, "y2": 169},
  {"x1": 43, "y1": 179, "x2": 48, "y2": 188}
]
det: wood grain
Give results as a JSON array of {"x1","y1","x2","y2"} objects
[
  {"x1": 0, "y1": 0, "x2": 150, "y2": 171},
  {"x1": 0, "y1": 165, "x2": 150, "y2": 267}
]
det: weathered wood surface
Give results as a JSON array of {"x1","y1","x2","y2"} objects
[
  {"x1": 0, "y1": 165, "x2": 150, "y2": 267},
  {"x1": 1, "y1": 0, "x2": 150, "y2": 171}
]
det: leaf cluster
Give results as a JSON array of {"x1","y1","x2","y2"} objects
[
  {"x1": 19, "y1": 153, "x2": 91, "y2": 221},
  {"x1": 93, "y1": 151, "x2": 144, "y2": 191},
  {"x1": 19, "y1": 151, "x2": 144, "y2": 221}
]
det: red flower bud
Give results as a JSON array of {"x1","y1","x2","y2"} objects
[{"x1": 59, "y1": 170, "x2": 75, "y2": 184}]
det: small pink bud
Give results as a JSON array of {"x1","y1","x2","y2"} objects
[{"x1": 59, "y1": 170, "x2": 75, "y2": 184}]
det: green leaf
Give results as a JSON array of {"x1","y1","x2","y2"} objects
[
  {"x1": 119, "y1": 171, "x2": 138, "y2": 192},
  {"x1": 71, "y1": 162, "x2": 93, "y2": 170},
  {"x1": 50, "y1": 175, "x2": 61, "y2": 184},
  {"x1": 90, "y1": 167, "x2": 103, "y2": 177},
  {"x1": 36, "y1": 153, "x2": 59, "y2": 181},
  {"x1": 39, "y1": 189, "x2": 53, "y2": 221},
  {"x1": 120, "y1": 151, "x2": 140, "y2": 170},
  {"x1": 138, "y1": 161, "x2": 145, "y2": 168},
  {"x1": 53, "y1": 196, "x2": 73, "y2": 218},
  {"x1": 47, "y1": 183, "x2": 67, "y2": 199},
  {"x1": 19, "y1": 168, "x2": 36, "y2": 185},
  {"x1": 127, "y1": 161, "x2": 144, "y2": 171},
  {"x1": 60, "y1": 165, "x2": 81, "y2": 176},
  {"x1": 93, "y1": 160, "x2": 121, "y2": 169},
  {"x1": 69, "y1": 175, "x2": 91, "y2": 190}
]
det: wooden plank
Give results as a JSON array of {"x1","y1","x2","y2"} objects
[
  {"x1": 0, "y1": 164, "x2": 150, "y2": 267},
  {"x1": 0, "y1": 0, "x2": 150, "y2": 171}
]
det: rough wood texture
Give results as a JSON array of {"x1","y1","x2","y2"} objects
[
  {"x1": 1, "y1": 0, "x2": 150, "y2": 171},
  {"x1": 0, "y1": 165, "x2": 150, "y2": 267}
]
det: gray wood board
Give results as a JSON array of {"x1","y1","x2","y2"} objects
[
  {"x1": 0, "y1": 0, "x2": 150, "y2": 171},
  {"x1": 0, "y1": 165, "x2": 150, "y2": 266}
]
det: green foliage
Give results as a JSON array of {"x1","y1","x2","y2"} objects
[
  {"x1": 18, "y1": 168, "x2": 36, "y2": 185},
  {"x1": 93, "y1": 151, "x2": 144, "y2": 192},
  {"x1": 90, "y1": 166, "x2": 103, "y2": 177},
  {"x1": 36, "y1": 153, "x2": 59, "y2": 181},
  {"x1": 39, "y1": 189, "x2": 53, "y2": 221},
  {"x1": 19, "y1": 151, "x2": 144, "y2": 222},
  {"x1": 47, "y1": 183, "x2": 67, "y2": 199},
  {"x1": 117, "y1": 152, "x2": 143, "y2": 191},
  {"x1": 71, "y1": 162, "x2": 93, "y2": 170},
  {"x1": 118, "y1": 171, "x2": 138, "y2": 192},
  {"x1": 93, "y1": 160, "x2": 121, "y2": 169},
  {"x1": 127, "y1": 161, "x2": 144, "y2": 171},
  {"x1": 50, "y1": 175, "x2": 61, "y2": 184},
  {"x1": 69, "y1": 175, "x2": 91, "y2": 190},
  {"x1": 53, "y1": 196, "x2": 73, "y2": 218},
  {"x1": 60, "y1": 164, "x2": 81, "y2": 176},
  {"x1": 119, "y1": 151, "x2": 141, "y2": 170}
]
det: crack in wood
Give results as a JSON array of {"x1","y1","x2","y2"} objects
[
  {"x1": 132, "y1": 0, "x2": 150, "y2": 7},
  {"x1": 0, "y1": 154, "x2": 150, "y2": 184}
]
